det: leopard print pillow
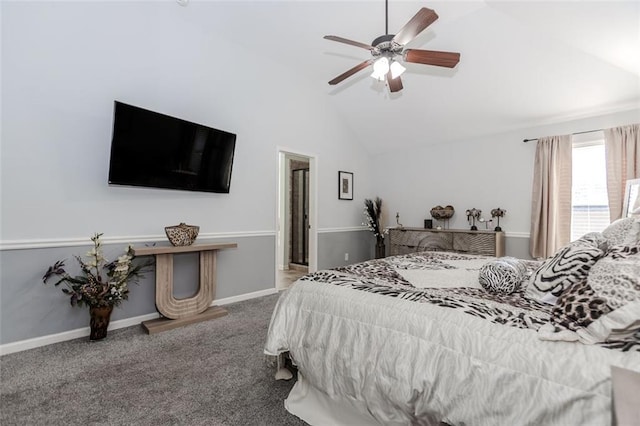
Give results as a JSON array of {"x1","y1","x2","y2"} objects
[
  {"x1": 550, "y1": 279, "x2": 612, "y2": 332},
  {"x1": 587, "y1": 253, "x2": 640, "y2": 310},
  {"x1": 602, "y1": 217, "x2": 639, "y2": 246}
]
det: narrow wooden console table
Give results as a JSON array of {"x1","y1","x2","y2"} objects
[{"x1": 133, "y1": 242, "x2": 237, "y2": 334}]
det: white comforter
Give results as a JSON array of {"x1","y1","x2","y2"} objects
[{"x1": 265, "y1": 255, "x2": 640, "y2": 425}]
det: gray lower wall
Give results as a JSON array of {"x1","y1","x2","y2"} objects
[
  {"x1": 317, "y1": 230, "x2": 376, "y2": 270},
  {"x1": 0, "y1": 231, "x2": 530, "y2": 347},
  {"x1": 0, "y1": 235, "x2": 275, "y2": 345},
  {"x1": 504, "y1": 236, "x2": 532, "y2": 260}
]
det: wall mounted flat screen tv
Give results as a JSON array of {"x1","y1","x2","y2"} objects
[{"x1": 108, "y1": 101, "x2": 236, "y2": 193}]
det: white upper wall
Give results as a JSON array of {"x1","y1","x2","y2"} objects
[
  {"x1": 373, "y1": 108, "x2": 640, "y2": 235},
  {"x1": 2, "y1": 1, "x2": 638, "y2": 244},
  {"x1": 0, "y1": 2, "x2": 373, "y2": 241}
]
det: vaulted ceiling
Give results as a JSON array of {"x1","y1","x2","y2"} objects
[{"x1": 187, "y1": 1, "x2": 640, "y2": 154}]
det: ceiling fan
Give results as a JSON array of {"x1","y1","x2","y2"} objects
[{"x1": 324, "y1": 1, "x2": 460, "y2": 93}]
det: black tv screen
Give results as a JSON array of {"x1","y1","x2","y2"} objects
[{"x1": 108, "y1": 101, "x2": 236, "y2": 193}]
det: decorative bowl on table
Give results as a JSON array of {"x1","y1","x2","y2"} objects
[
  {"x1": 164, "y1": 223, "x2": 199, "y2": 246},
  {"x1": 430, "y1": 205, "x2": 455, "y2": 220}
]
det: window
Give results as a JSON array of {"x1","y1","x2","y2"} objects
[{"x1": 571, "y1": 132, "x2": 609, "y2": 241}]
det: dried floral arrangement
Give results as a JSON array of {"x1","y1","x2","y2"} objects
[
  {"x1": 364, "y1": 197, "x2": 384, "y2": 242},
  {"x1": 42, "y1": 233, "x2": 151, "y2": 308}
]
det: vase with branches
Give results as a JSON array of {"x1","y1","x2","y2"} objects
[
  {"x1": 364, "y1": 197, "x2": 385, "y2": 258},
  {"x1": 42, "y1": 233, "x2": 151, "y2": 340}
]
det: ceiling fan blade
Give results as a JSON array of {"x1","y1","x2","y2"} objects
[
  {"x1": 392, "y1": 8, "x2": 439, "y2": 46},
  {"x1": 324, "y1": 35, "x2": 374, "y2": 51},
  {"x1": 328, "y1": 60, "x2": 373, "y2": 85},
  {"x1": 404, "y1": 49, "x2": 460, "y2": 68},
  {"x1": 386, "y1": 73, "x2": 403, "y2": 93}
]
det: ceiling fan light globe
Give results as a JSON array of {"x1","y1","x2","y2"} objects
[
  {"x1": 372, "y1": 57, "x2": 390, "y2": 75},
  {"x1": 370, "y1": 70, "x2": 387, "y2": 81},
  {"x1": 390, "y1": 61, "x2": 406, "y2": 79}
]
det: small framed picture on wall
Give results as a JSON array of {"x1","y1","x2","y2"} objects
[{"x1": 338, "y1": 171, "x2": 353, "y2": 200}]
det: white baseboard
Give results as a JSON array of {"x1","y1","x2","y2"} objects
[
  {"x1": 215, "y1": 288, "x2": 278, "y2": 306},
  {"x1": 505, "y1": 231, "x2": 530, "y2": 239},
  {"x1": 317, "y1": 226, "x2": 368, "y2": 233},
  {"x1": 0, "y1": 288, "x2": 279, "y2": 356}
]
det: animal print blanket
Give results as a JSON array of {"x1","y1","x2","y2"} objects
[{"x1": 299, "y1": 251, "x2": 639, "y2": 351}]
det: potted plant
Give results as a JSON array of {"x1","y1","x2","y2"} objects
[
  {"x1": 363, "y1": 197, "x2": 385, "y2": 259},
  {"x1": 42, "y1": 233, "x2": 151, "y2": 340}
]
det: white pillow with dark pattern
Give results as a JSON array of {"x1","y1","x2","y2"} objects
[
  {"x1": 478, "y1": 257, "x2": 528, "y2": 294},
  {"x1": 602, "y1": 217, "x2": 640, "y2": 246},
  {"x1": 572, "y1": 251, "x2": 640, "y2": 344},
  {"x1": 525, "y1": 234, "x2": 604, "y2": 305},
  {"x1": 574, "y1": 232, "x2": 608, "y2": 251},
  {"x1": 587, "y1": 251, "x2": 640, "y2": 310},
  {"x1": 549, "y1": 279, "x2": 612, "y2": 332},
  {"x1": 539, "y1": 274, "x2": 639, "y2": 345}
]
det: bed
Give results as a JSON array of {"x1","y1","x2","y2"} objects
[{"x1": 265, "y1": 220, "x2": 640, "y2": 426}]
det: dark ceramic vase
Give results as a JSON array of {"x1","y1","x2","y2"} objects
[
  {"x1": 89, "y1": 305, "x2": 113, "y2": 341},
  {"x1": 375, "y1": 240, "x2": 386, "y2": 259}
]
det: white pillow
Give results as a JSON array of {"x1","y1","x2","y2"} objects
[
  {"x1": 602, "y1": 217, "x2": 640, "y2": 246},
  {"x1": 587, "y1": 252, "x2": 640, "y2": 310},
  {"x1": 538, "y1": 246, "x2": 640, "y2": 345},
  {"x1": 525, "y1": 234, "x2": 604, "y2": 304},
  {"x1": 576, "y1": 247, "x2": 640, "y2": 344}
]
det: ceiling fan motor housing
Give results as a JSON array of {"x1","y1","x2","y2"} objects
[
  {"x1": 371, "y1": 34, "x2": 403, "y2": 59},
  {"x1": 371, "y1": 34, "x2": 395, "y2": 46}
]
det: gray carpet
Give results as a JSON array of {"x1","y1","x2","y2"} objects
[{"x1": 0, "y1": 293, "x2": 307, "y2": 426}]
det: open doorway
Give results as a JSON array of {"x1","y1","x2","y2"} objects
[
  {"x1": 291, "y1": 165, "x2": 309, "y2": 267},
  {"x1": 276, "y1": 150, "x2": 317, "y2": 290}
]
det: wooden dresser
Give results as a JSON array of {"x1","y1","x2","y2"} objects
[{"x1": 388, "y1": 227, "x2": 505, "y2": 257}]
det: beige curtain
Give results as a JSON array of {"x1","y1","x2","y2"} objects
[
  {"x1": 530, "y1": 135, "x2": 572, "y2": 259},
  {"x1": 604, "y1": 124, "x2": 640, "y2": 221}
]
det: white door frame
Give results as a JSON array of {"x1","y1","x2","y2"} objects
[{"x1": 276, "y1": 147, "x2": 318, "y2": 288}]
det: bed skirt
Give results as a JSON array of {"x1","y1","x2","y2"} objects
[{"x1": 285, "y1": 372, "x2": 442, "y2": 426}]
